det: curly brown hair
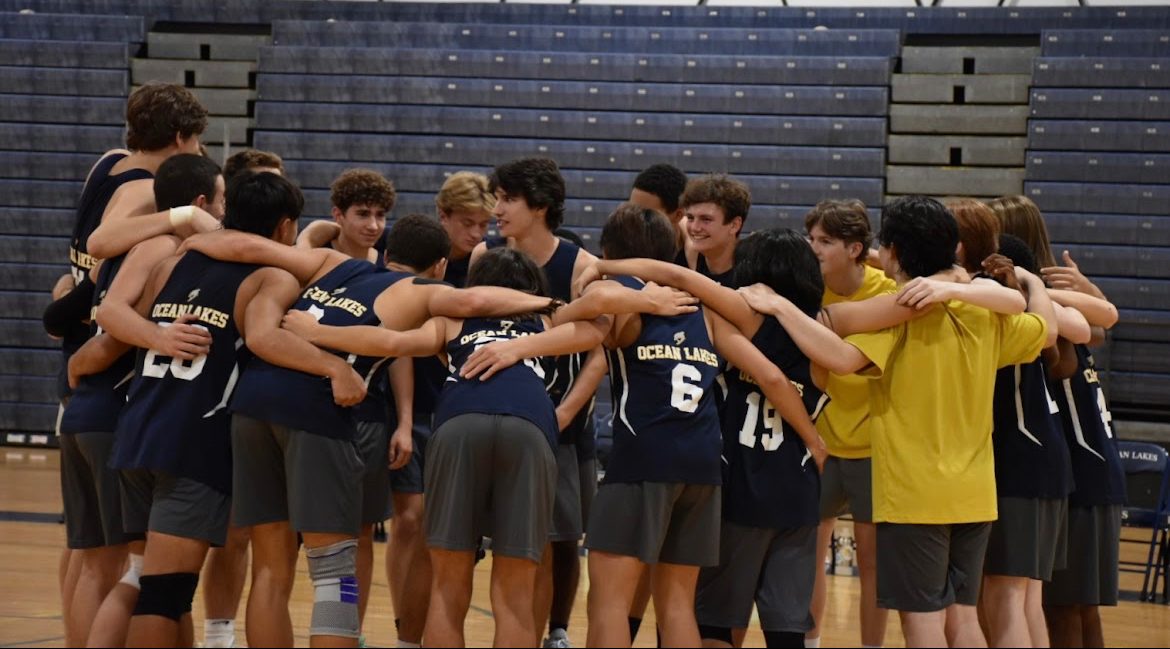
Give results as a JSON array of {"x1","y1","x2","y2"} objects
[
  {"x1": 125, "y1": 83, "x2": 208, "y2": 152},
  {"x1": 223, "y1": 149, "x2": 284, "y2": 181},
  {"x1": 680, "y1": 174, "x2": 751, "y2": 225},
  {"x1": 330, "y1": 169, "x2": 397, "y2": 213}
]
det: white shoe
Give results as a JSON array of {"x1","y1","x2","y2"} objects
[
  {"x1": 202, "y1": 638, "x2": 235, "y2": 649},
  {"x1": 543, "y1": 628, "x2": 571, "y2": 649}
]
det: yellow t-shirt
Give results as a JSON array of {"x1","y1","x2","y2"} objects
[
  {"x1": 817, "y1": 265, "x2": 898, "y2": 458},
  {"x1": 846, "y1": 302, "x2": 1048, "y2": 524}
]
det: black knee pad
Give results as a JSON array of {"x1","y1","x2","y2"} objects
[
  {"x1": 698, "y1": 624, "x2": 734, "y2": 644},
  {"x1": 763, "y1": 630, "x2": 805, "y2": 648},
  {"x1": 133, "y1": 572, "x2": 199, "y2": 622}
]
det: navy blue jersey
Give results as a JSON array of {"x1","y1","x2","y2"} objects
[
  {"x1": 433, "y1": 316, "x2": 558, "y2": 447},
  {"x1": 1050, "y1": 345, "x2": 1126, "y2": 507},
  {"x1": 232, "y1": 260, "x2": 408, "y2": 439},
  {"x1": 604, "y1": 275, "x2": 723, "y2": 485},
  {"x1": 674, "y1": 249, "x2": 689, "y2": 268},
  {"x1": 486, "y1": 236, "x2": 591, "y2": 444},
  {"x1": 992, "y1": 357, "x2": 1075, "y2": 499},
  {"x1": 721, "y1": 318, "x2": 826, "y2": 529},
  {"x1": 696, "y1": 254, "x2": 735, "y2": 287},
  {"x1": 60, "y1": 153, "x2": 152, "y2": 400},
  {"x1": 59, "y1": 255, "x2": 135, "y2": 434},
  {"x1": 411, "y1": 356, "x2": 447, "y2": 416},
  {"x1": 444, "y1": 254, "x2": 471, "y2": 289},
  {"x1": 110, "y1": 252, "x2": 257, "y2": 494}
]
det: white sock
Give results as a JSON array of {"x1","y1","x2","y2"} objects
[
  {"x1": 396, "y1": 642, "x2": 421, "y2": 648},
  {"x1": 204, "y1": 619, "x2": 235, "y2": 646},
  {"x1": 805, "y1": 638, "x2": 822, "y2": 648},
  {"x1": 118, "y1": 553, "x2": 144, "y2": 589}
]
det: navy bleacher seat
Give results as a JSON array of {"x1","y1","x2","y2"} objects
[
  {"x1": 0, "y1": 402, "x2": 59, "y2": 432},
  {"x1": 0, "y1": 95, "x2": 123, "y2": 127},
  {"x1": 1031, "y1": 89, "x2": 1170, "y2": 121},
  {"x1": 1093, "y1": 277, "x2": 1170, "y2": 311},
  {"x1": 1042, "y1": 243, "x2": 1170, "y2": 280},
  {"x1": 1111, "y1": 372, "x2": 1170, "y2": 409},
  {"x1": 1115, "y1": 310, "x2": 1170, "y2": 343},
  {"x1": 1110, "y1": 341, "x2": 1170, "y2": 378},
  {"x1": 255, "y1": 103, "x2": 888, "y2": 147},
  {"x1": 283, "y1": 160, "x2": 885, "y2": 208},
  {"x1": 258, "y1": 47, "x2": 895, "y2": 87},
  {"x1": 0, "y1": 179, "x2": 82, "y2": 209},
  {"x1": 271, "y1": 21, "x2": 904, "y2": 57},
  {"x1": 1033, "y1": 57, "x2": 1170, "y2": 89},
  {"x1": 0, "y1": 235, "x2": 69, "y2": 263},
  {"x1": 0, "y1": 376, "x2": 57, "y2": 406},
  {"x1": 1028, "y1": 120, "x2": 1170, "y2": 153},
  {"x1": 0, "y1": 262, "x2": 68, "y2": 292},
  {"x1": 0, "y1": 39, "x2": 129, "y2": 69},
  {"x1": 0, "y1": 123, "x2": 123, "y2": 153},
  {"x1": 0, "y1": 318, "x2": 56, "y2": 347},
  {"x1": 1044, "y1": 212, "x2": 1170, "y2": 247},
  {"x1": 0, "y1": 151, "x2": 101, "y2": 182},
  {"x1": 0, "y1": 66, "x2": 127, "y2": 97},
  {"x1": 1027, "y1": 152, "x2": 1170, "y2": 185},
  {"x1": 254, "y1": 131, "x2": 886, "y2": 178},
  {"x1": 0, "y1": 208, "x2": 75, "y2": 237},
  {"x1": 0, "y1": 11, "x2": 144, "y2": 43},
  {"x1": 1027, "y1": 182, "x2": 1170, "y2": 216},
  {"x1": 1042, "y1": 30, "x2": 1170, "y2": 58},
  {"x1": 258, "y1": 74, "x2": 889, "y2": 117}
]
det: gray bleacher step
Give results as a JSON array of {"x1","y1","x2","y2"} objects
[
  {"x1": 889, "y1": 134, "x2": 1026, "y2": 166},
  {"x1": 147, "y1": 31, "x2": 271, "y2": 61},
  {"x1": 886, "y1": 166, "x2": 1024, "y2": 196},
  {"x1": 900, "y1": 45, "x2": 1039, "y2": 75},
  {"x1": 131, "y1": 84, "x2": 254, "y2": 117},
  {"x1": 890, "y1": 104, "x2": 1029, "y2": 135},
  {"x1": 132, "y1": 58, "x2": 256, "y2": 88},
  {"x1": 892, "y1": 74, "x2": 1030, "y2": 104}
]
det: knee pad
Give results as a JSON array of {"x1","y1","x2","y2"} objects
[
  {"x1": 306, "y1": 539, "x2": 360, "y2": 638},
  {"x1": 698, "y1": 624, "x2": 734, "y2": 644},
  {"x1": 118, "y1": 553, "x2": 144, "y2": 590},
  {"x1": 133, "y1": 572, "x2": 199, "y2": 622}
]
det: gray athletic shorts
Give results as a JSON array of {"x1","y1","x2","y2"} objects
[
  {"x1": 231, "y1": 414, "x2": 364, "y2": 536},
  {"x1": 356, "y1": 420, "x2": 392, "y2": 525},
  {"x1": 1043, "y1": 504, "x2": 1121, "y2": 607},
  {"x1": 585, "y1": 482, "x2": 721, "y2": 567},
  {"x1": 579, "y1": 457, "x2": 598, "y2": 525},
  {"x1": 390, "y1": 417, "x2": 433, "y2": 494},
  {"x1": 60, "y1": 432, "x2": 140, "y2": 549},
  {"x1": 819, "y1": 456, "x2": 874, "y2": 523},
  {"x1": 425, "y1": 413, "x2": 557, "y2": 562},
  {"x1": 985, "y1": 497, "x2": 1068, "y2": 580},
  {"x1": 120, "y1": 468, "x2": 230, "y2": 546},
  {"x1": 696, "y1": 521, "x2": 818, "y2": 633},
  {"x1": 551, "y1": 443, "x2": 584, "y2": 542},
  {"x1": 876, "y1": 521, "x2": 992, "y2": 612}
]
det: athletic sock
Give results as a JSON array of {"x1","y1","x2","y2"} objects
[
  {"x1": 203, "y1": 619, "x2": 235, "y2": 648},
  {"x1": 804, "y1": 637, "x2": 821, "y2": 648}
]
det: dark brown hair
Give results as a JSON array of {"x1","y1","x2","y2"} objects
[
  {"x1": 600, "y1": 203, "x2": 678, "y2": 262},
  {"x1": 804, "y1": 199, "x2": 872, "y2": 264},
  {"x1": 124, "y1": 83, "x2": 208, "y2": 151},
  {"x1": 330, "y1": 169, "x2": 397, "y2": 213},
  {"x1": 680, "y1": 173, "x2": 751, "y2": 225}
]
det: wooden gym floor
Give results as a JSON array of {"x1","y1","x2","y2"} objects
[{"x1": 2, "y1": 449, "x2": 1168, "y2": 647}]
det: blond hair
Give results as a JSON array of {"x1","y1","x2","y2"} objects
[{"x1": 436, "y1": 171, "x2": 496, "y2": 215}]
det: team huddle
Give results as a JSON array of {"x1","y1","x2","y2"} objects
[{"x1": 50, "y1": 83, "x2": 1125, "y2": 649}]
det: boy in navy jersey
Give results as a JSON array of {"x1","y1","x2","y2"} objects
[
  {"x1": 95, "y1": 173, "x2": 365, "y2": 648},
  {"x1": 62, "y1": 154, "x2": 225, "y2": 647},
  {"x1": 469, "y1": 157, "x2": 604, "y2": 646}
]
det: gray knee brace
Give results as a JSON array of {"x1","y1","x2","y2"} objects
[{"x1": 306, "y1": 539, "x2": 360, "y2": 639}]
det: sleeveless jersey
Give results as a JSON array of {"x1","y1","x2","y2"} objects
[
  {"x1": 405, "y1": 255, "x2": 471, "y2": 419},
  {"x1": 696, "y1": 254, "x2": 735, "y2": 287},
  {"x1": 433, "y1": 316, "x2": 558, "y2": 447},
  {"x1": 110, "y1": 252, "x2": 257, "y2": 494},
  {"x1": 721, "y1": 318, "x2": 828, "y2": 529},
  {"x1": 60, "y1": 153, "x2": 152, "y2": 399},
  {"x1": 59, "y1": 254, "x2": 135, "y2": 434},
  {"x1": 1050, "y1": 345, "x2": 1126, "y2": 507},
  {"x1": 486, "y1": 236, "x2": 590, "y2": 444},
  {"x1": 604, "y1": 275, "x2": 723, "y2": 485},
  {"x1": 69, "y1": 153, "x2": 153, "y2": 284},
  {"x1": 992, "y1": 357, "x2": 1075, "y2": 499},
  {"x1": 231, "y1": 260, "x2": 408, "y2": 439}
]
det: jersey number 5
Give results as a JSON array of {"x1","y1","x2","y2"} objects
[
  {"x1": 141, "y1": 322, "x2": 208, "y2": 381},
  {"x1": 669, "y1": 363, "x2": 704, "y2": 413}
]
